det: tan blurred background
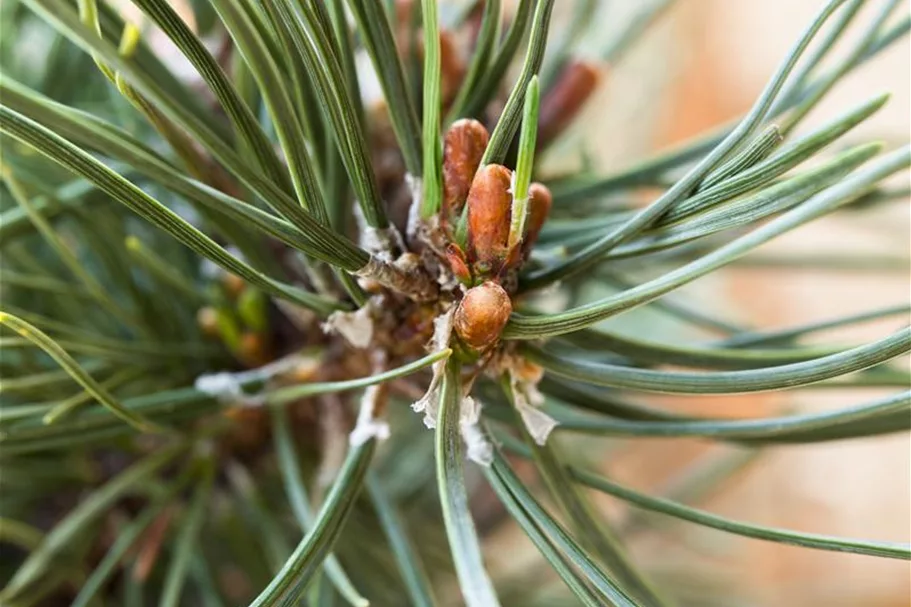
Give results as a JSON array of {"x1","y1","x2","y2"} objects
[{"x1": 548, "y1": 1, "x2": 910, "y2": 605}]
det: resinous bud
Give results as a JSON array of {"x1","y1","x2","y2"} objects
[
  {"x1": 439, "y1": 30, "x2": 466, "y2": 108},
  {"x1": 538, "y1": 60, "x2": 602, "y2": 146},
  {"x1": 196, "y1": 307, "x2": 220, "y2": 339},
  {"x1": 442, "y1": 119, "x2": 490, "y2": 217},
  {"x1": 454, "y1": 281, "x2": 513, "y2": 350},
  {"x1": 521, "y1": 182, "x2": 553, "y2": 257},
  {"x1": 466, "y1": 164, "x2": 512, "y2": 273}
]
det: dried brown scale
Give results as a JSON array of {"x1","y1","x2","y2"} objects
[
  {"x1": 356, "y1": 255, "x2": 440, "y2": 302},
  {"x1": 538, "y1": 60, "x2": 603, "y2": 147},
  {"x1": 371, "y1": 298, "x2": 440, "y2": 357},
  {"x1": 445, "y1": 242, "x2": 473, "y2": 284},
  {"x1": 442, "y1": 119, "x2": 490, "y2": 218},
  {"x1": 408, "y1": 213, "x2": 452, "y2": 260}
]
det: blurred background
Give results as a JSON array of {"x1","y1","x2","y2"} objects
[{"x1": 542, "y1": 1, "x2": 910, "y2": 605}]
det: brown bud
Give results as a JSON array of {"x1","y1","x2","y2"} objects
[
  {"x1": 538, "y1": 60, "x2": 602, "y2": 146},
  {"x1": 454, "y1": 281, "x2": 513, "y2": 350},
  {"x1": 443, "y1": 119, "x2": 490, "y2": 217},
  {"x1": 467, "y1": 164, "x2": 512, "y2": 273},
  {"x1": 394, "y1": 0, "x2": 417, "y2": 55},
  {"x1": 221, "y1": 406, "x2": 269, "y2": 456},
  {"x1": 440, "y1": 30, "x2": 466, "y2": 108},
  {"x1": 238, "y1": 331, "x2": 269, "y2": 367},
  {"x1": 395, "y1": 9, "x2": 465, "y2": 110},
  {"x1": 196, "y1": 306, "x2": 220, "y2": 339},
  {"x1": 222, "y1": 273, "x2": 246, "y2": 299},
  {"x1": 395, "y1": 0, "x2": 414, "y2": 19},
  {"x1": 522, "y1": 182, "x2": 553, "y2": 256},
  {"x1": 445, "y1": 243, "x2": 472, "y2": 285},
  {"x1": 465, "y1": 0, "x2": 487, "y2": 48}
]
